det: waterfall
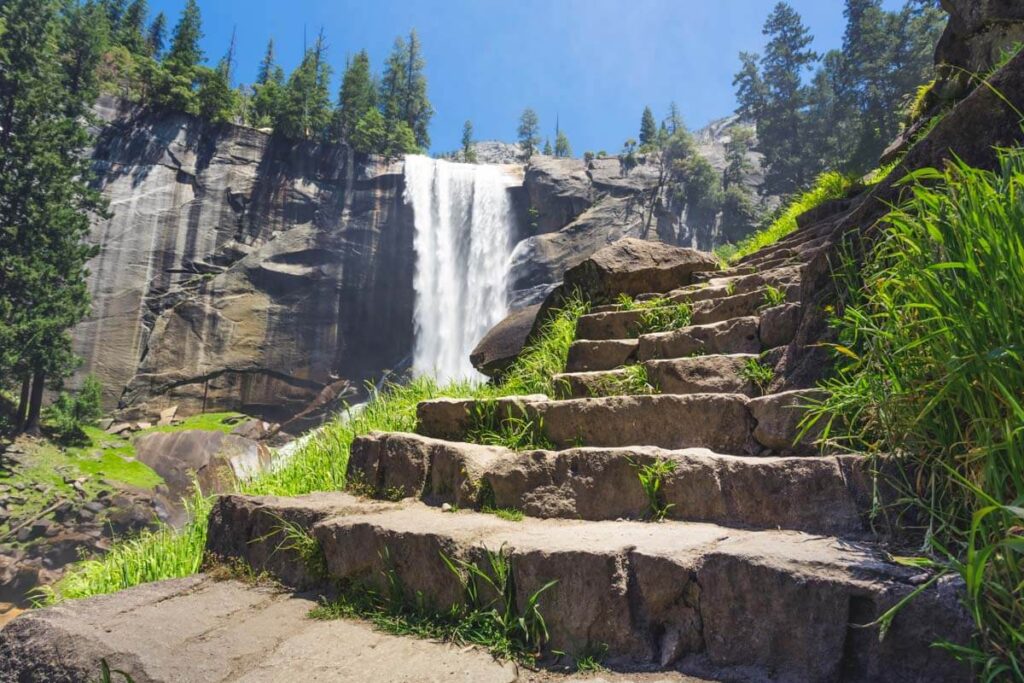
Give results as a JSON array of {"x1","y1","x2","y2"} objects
[{"x1": 403, "y1": 155, "x2": 518, "y2": 382}]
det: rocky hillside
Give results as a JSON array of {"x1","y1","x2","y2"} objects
[{"x1": 75, "y1": 104, "x2": 768, "y2": 424}]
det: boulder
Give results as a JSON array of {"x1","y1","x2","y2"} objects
[
  {"x1": 469, "y1": 304, "x2": 541, "y2": 378},
  {"x1": 132, "y1": 430, "x2": 273, "y2": 500},
  {"x1": 748, "y1": 389, "x2": 826, "y2": 455},
  {"x1": 562, "y1": 238, "x2": 719, "y2": 303}
]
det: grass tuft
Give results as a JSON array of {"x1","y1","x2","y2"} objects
[
  {"x1": 740, "y1": 358, "x2": 775, "y2": 396},
  {"x1": 630, "y1": 457, "x2": 677, "y2": 521},
  {"x1": 803, "y1": 148, "x2": 1024, "y2": 679}
]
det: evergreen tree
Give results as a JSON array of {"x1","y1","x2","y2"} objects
[
  {"x1": 251, "y1": 39, "x2": 284, "y2": 128},
  {"x1": 461, "y1": 120, "x2": 476, "y2": 162},
  {"x1": 275, "y1": 31, "x2": 332, "y2": 140},
  {"x1": 723, "y1": 126, "x2": 755, "y2": 189},
  {"x1": 379, "y1": 31, "x2": 432, "y2": 149},
  {"x1": 118, "y1": 0, "x2": 148, "y2": 55},
  {"x1": 351, "y1": 108, "x2": 416, "y2": 159},
  {"x1": 517, "y1": 107, "x2": 540, "y2": 159},
  {"x1": 542, "y1": 138, "x2": 552, "y2": 156},
  {"x1": 733, "y1": 52, "x2": 766, "y2": 121},
  {"x1": 146, "y1": 11, "x2": 165, "y2": 57},
  {"x1": 61, "y1": 0, "x2": 111, "y2": 99},
  {"x1": 665, "y1": 101, "x2": 684, "y2": 134},
  {"x1": 336, "y1": 50, "x2": 376, "y2": 143},
  {"x1": 380, "y1": 35, "x2": 407, "y2": 132},
  {"x1": 639, "y1": 106, "x2": 657, "y2": 147},
  {"x1": 102, "y1": 0, "x2": 127, "y2": 31},
  {"x1": 757, "y1": 2, "x2": 818, "y2": 195},
  {"x1": 554, "y1": 128, "x2": 572, "y2": 158},
  {"x1": 0, "y1": 0, "x2": 107, "y2": 433},
  {"x1": 154, "y1": 0, "x2": 203, "y2": 113},
  {"x1": 196, "y1": 31, "x2": 237, "y2": 124}
]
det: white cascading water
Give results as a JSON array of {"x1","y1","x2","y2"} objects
[{"x1": 403, "y1": 154, "x2": 518, "y2": 382}]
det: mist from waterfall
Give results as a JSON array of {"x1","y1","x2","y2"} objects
[{"x1": 403, "y1": 155, "x2": 518, "y2": 382}]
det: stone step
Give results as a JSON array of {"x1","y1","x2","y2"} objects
[
  {"x1": 564, "y1": 338, "x2": 638, "y2": 372},
  {"x1": 348, "y1": 431, "x2": 870, "y2": 535},
  {"x1": 415, "y1": 390, "x2": 823, "y2": 456},
  {"x1": 574, "y1": 289, "x2": 799, "y2": 342},
  {"x1": 205, "y1": 493, "x2": 970, "y2": 683},
  {"x1": 553, "y1": 354, "x2": 761, "y2": 399},
  {"x1": 0, "y1": 575, "x2": 518, "y2": 682},
  {"x1": 667, "y1": 265, "x2": 803, "y2": 306}
]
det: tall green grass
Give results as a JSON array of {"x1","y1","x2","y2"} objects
[
  {"x1": 716, "y1": 171, "x2": 857, "y2": 264},
  {"x1": 43, "y1": 298, "x2": 589, "y2": 603},
  {"x1": 805, "y1": 149, "x2": 1024, "y2": 680}
]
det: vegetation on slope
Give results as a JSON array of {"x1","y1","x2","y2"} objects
[
  {"x1": 42, "y1": 299, "x2": 589, "y2": 603},
  {"x1": 805, "y1": 149, "x2": 1024, "y2": 680}
]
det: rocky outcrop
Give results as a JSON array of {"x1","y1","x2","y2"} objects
[{"x1": 77, "y1": 97, "x2": 416, "y2": 421}]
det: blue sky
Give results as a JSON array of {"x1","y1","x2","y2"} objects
[{"x1": 148, "y1": 0, "x2": 911, "y2": 153}]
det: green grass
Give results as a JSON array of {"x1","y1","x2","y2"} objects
[
  {"x1": 311, "y1": 544, "x2": 556, "y2": 664},
  {"x1": 803, "y1": 148, "x2": 1024, "y2": 680},
  {"x1": 715, "y1": 171, "x2": 857, "y2": 264},
  {"x1": 465, "y1": 400, "x2": 556, "y2": 451},
  {"x1": 760, "y1": 285, "x2": 787, "y2": 309},
  {"x1": 740, "y1": 358, "x2": 774, "y2": 396},
  {"x1": 46, "y1": 297, "x2": 591, "y2": 603},
  {"x1": 145, "y1": 412, "x2": 245, "y2": 434},
  {"x1": 630, "y1": 456, "x2": 677, "y2": 521}
]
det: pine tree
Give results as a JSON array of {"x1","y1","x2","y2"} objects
[
  {"x1": 401, "y1": 29, "x2": 432, "y2": 148},
  {"x1": 733, "y1": 52, "x2": 766, "y2": 121},
  {"x1": 196, "y1": 30, "x2": 237, "y2": 124},
  {"x1": 639, "y1": 106, "x2": 657, "y2": 147},
  {"x1": 554, "y1": 128, "x2": 572, "y2": 158},
  {"x1": 154, "y1": 0, "x2": 203, "y2": 113},
  {"x1": 665, "y1": 102, "x2": 684, "y2": 135},
  {"x1": 256, "y1": 39, "x2": 275, "y2": 85},
  {"x1": 723, "y1": 126, "x2": 755, "y2": 189},
  {"x1": 542, "y1": 138, "x2": 552, "y2": 156},
  {"x1": 275, "y1": 30, "x2": 333, "y2": 140},
  {"x1": 336, "y1": 50, "x2": 376, "y2": 143},
  {"x1": 380, "y1": 35, "x2": 408, "y2": 133},
  {"x1": 461, "y1": 120, "x2": 476, "y2": 162},
  {"x1": 517, "y1": 108, "x2": 540, "y2": 159},
  {"x1": 147, "y1": 11, "x2": 166, "y2": 57},
  {"x1": 0, "y1": 0, "x2": 107, "y2": 433},
  {"x1": 118, "y1": 0, "x2": 148, "y2": 55},
  {"x1": 757, "y1": 2, "x2": 818, "y2": 195},
  {"x1": 61, "y1": 0, "x2": 111, "y2": 99}
]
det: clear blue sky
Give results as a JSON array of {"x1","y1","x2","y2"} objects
[{"x1": 148, "y1": 0, "x2": 912, "y2": 154}]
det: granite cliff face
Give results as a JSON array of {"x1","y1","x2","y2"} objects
[
  {"x1": 75, "y1": 103, "x2": 767, "y2": 422},
  {"x1": 77, "y1": 97, "x2": 416, "y2": 421}
]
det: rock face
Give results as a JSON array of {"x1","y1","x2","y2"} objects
[
  {"x1": 77, "y1": 97, "x2": 416, "y2": 421},
  {"x1": 132, "y1": 430, "x2": 273, "y2": 500}
]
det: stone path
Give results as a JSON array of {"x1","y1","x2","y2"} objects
[{"x1": 0, "y1": 228, "x2": 971, "y2": 682}]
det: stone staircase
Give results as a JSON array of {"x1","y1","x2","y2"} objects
[
  {"x1": 0, "y1": 234, "x2": 971, "y2": 683},
  {"x1": 201, "y1": 237, "x2": 968, "y2": 681}
]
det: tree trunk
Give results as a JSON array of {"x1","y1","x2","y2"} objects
[
  {"x1": 14, "y1": 375, "x2": 30, "y2": 432},
  {"x1": 23, "y1": 369, "x2": 45, "y2": 435}
]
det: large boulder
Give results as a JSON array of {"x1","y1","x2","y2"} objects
[
  {"x1": 469, "y1": 304, "x2": 541, "y2": 378},
  {"x1": 935, "y1": 0, "x2": 1024, "y2": 95},
  {"x1": 133, "y1": 430, "x2": 272, "y2": 499},
  {"x1": 562, "y1": 237, "x2": 719, "y2": 303}
]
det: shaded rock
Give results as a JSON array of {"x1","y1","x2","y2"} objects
[
  {"x1": 748, "y1": 389, "x2": 826, "y2": 455},
  {"x1": 132, "y1": 430, "x2": 273, "y2": 500},
  {"x1": 523, "y1": 157, "x2": 594, "y2": 234},
  {"x1": 469, "y1": 304, "x2": 541, "y2": 378}
]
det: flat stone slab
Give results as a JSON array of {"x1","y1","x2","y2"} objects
[
  {"x1": 416, "y1": 394, "x2": 758, "y2": 454},
  {"x1": 0, "y1": 576, "x2": 518, "y2": 682},
  {"x1": 205, "y1": 493, "x2": 971, "y2": 683},
  {"x1": 637, "y1": 318, "x2": 761, "y2": 361},
  {"x1": 565, "y1": 339, "x2": 638, "y2": 373},
  {"x1": 553, "y1": 354, "x2": 760, "y2": 399},
  {"x1": 348, "y1": 432, "x2": 871, "y2": 535}
]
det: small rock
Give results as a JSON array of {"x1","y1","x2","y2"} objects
[
  {"x1": 441, "y1": 503, "x2": 453, "y2": 512},
  {"x1": 98, "y1": 418, "x2": 114, "y2": 431},
  {"x1": 135, "y1": 421, "x2": 152, "y2": 431},
  {"x1": 15, "y1": 527, "x2": 32, "y2": 543},
  {"x1": 84, "y1": 501, "x2": 105, "y2": 514},
  {"x1": 107, "y1": 422, "x2": 132, "y2": 435}
]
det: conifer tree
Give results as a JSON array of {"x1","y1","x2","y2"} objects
[
  {"x1": 147, "y1": 11, "x2": 166, "y2": 57},
  {"x1": 155, "y1": 0, "x2": 203, "y2": 113},
  {"x1": 380, "y1": 31, "x2": 432, "y2": 149},
  {"x1": 118, "y1": 0, "x2": 148, "y2": 55},
  {"x1": 542, "y1": 138, "x2": 552, "y2": 156},
  {"x1": 275, "y1": 30, "x2": 332, "y2": 140},
  {"x1": 664, "y1": 101, "x2": 684, "y2": 135},
  {"x1": 554, "y1": 127, "x2": 572, "y2": 158},
  {"x1": 723, "y1": 126, "x2": 755, "y2": 189},
  {"x1": 0, "y1": 0, "x2": 107, "y2": 432},
  {"x1": 251, "y1": 40, "x2": 284, "y2": 128},
  {"x1": 639, "y1": 106, "x2": 657, "y2": 147},
  {"x1": 517, "y1": 108, "x2": 540, "y2": 159},
  {"x1": 336, "y1": 50, "x2": 376, "y2": 143},
  {"x1": 196, "y1": 29, "x2": 237, "y2": 124},
  {"x1": 461, "y1": 120, "x2": 476, "y2": 162}
]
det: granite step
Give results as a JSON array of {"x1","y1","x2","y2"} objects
[
  {"x1": 347, "y1": 431, "x2": 870, "y2": 535},
  {"x1": 415, "y1": 390, "x2": 824, "y2": 456},
  {"x1": 203, "y1": 492, "x2": 971, "y2": 683},
  {"x1": 553, "y1": 354, "x2": 762, "y2": 399}
]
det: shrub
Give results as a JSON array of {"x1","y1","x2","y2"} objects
[
  {"x1": 804, "y1": 149, "x2": 1024, "y2": 679},
  {"x1": 45, "y1": 375, "x2": 104, "y2": 444}
]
